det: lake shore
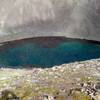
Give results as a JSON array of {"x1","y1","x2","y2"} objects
[
  {"x1": 0, "y1": 35, "x2": 100, "y2": 48},
  {"x1": 0, "y1": 34, "x2": 100, "y2": 45},
  {"x1": 0, "y1": 59, "x2": 100, "y2": 100}
]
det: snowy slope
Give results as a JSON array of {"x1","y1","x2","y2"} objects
[{"x1": 0, "y1": 0, "x2": 100, "y2": 41}]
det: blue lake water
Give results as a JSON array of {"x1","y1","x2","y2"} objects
[{"x1": 0, "y1": 39, "x2": 100, "y2": 68}]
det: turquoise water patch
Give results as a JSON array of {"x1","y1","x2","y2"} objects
[{"x1": 0, "y1": 40, "x2": 100, "y2": 68}]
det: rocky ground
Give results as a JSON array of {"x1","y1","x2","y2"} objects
[{"x1": 0, "y1": 59, "x2": 100, "y2": 100}]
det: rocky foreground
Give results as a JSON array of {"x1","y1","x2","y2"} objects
[{"x1": 0, "y1": 59, "x2": 100, "y2": 100}]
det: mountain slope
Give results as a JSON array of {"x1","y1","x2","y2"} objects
[{"x1": 0, "y1": 0, "x2": 100, "y2": 41}]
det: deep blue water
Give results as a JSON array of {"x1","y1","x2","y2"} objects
[{"x1": 0, "y1": 40, "x2": 100, "y2": 68}]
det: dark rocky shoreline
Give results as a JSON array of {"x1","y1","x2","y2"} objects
[{"x1": 0, "y1": 36, "x2": 100, "y2": 50}]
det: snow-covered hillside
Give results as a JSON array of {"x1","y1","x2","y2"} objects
[{"x1": 0, "y1": 0, "x2": 100, "y2": 41}]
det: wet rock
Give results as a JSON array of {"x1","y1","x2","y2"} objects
[
  {"x1": 0, "y1": 90, "x2": 20, "y2": 100},
  {"x1": 94, "y1": 82, "x2": 100, "y2": 92},
  {"x1": 43, "y1": 94, "x2": 55, "y2": 100}
]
